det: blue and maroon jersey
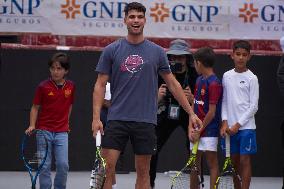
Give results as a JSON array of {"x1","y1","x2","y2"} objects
[
  {"x1": 193, "y1": 74, "x2": 222, "y2": 137},
  {"x1": 33, "y1": 79, "x2": 75, "y2": 132}
]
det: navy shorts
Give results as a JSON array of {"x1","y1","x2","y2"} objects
[{"x1": 102, "y1": 120, "x2": 157, "y2": 155}]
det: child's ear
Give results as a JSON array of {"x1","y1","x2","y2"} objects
[
  {"x1": 248, "y1": 54, "x2": 252, "y2": 61},
  {"x1": 230, "y1": 52, "x2": 234, "y2": 59}
]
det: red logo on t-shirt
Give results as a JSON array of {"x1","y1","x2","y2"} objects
[
  {"x1": 64, "y1": 89, "x2": 72, "y2": 98},
  {"x1": 120, "y1": 55, "x2": 144, "y2": 73}
]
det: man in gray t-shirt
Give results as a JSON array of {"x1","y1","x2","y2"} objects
[
  {"x1": 92, "y1": 2, "x2": 202, "y2": 189},
  {"x1": 96, "y1": 37, "x2": 170, "y2": 125}
]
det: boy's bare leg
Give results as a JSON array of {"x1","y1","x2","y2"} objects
[
  {"x1": 232, "y1": 154, "x2": 241, "y2": 189},
  {"x1": 135, "y1": 155, "x2": 151, "y2": 189},
  {"x1": 190, "y1": 152, "x2": 202, "y2": 189},
  {"x1": 205, "y1": 151, "x2": 219, "y2": 189},
  {"x1": 102, "y1": 149, "x2": 120, "y2": 189},
  {"x1": 240, "y1": 154, "x2": 251, "y2": 189}
]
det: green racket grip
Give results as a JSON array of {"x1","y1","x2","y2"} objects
[{"x1": 192, "y1": 140, "x2": 199, "y2": 155}]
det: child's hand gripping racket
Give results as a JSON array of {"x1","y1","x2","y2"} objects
[{"x1": 21, "y1": 129, "x2": 48, "y2": 189}]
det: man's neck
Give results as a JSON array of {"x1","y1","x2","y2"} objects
[{"x1": 126, "y1": 34, "x2": 144, "y2": 44}]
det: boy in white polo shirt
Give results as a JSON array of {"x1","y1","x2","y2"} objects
[{"x1": 221, "y1": 40, "x2": 259, "y2": 189}]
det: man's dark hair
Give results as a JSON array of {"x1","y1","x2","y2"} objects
[
  {"x1": 193, "y1": 47, "x2": 215, "y2": 68},
  {"x1": 233, "y1": 40, "x2": 251, "y2": 53},
  {"x1": 124, "y1": 2, "x2": 146, "y2": 16},
  {"x1": 48, "y1": 52, "x2": 70, "y2": 70}
]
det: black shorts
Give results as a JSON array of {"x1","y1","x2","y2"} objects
[{"x1": 102, "y1": 120, "x2": 157, "y2": 155}]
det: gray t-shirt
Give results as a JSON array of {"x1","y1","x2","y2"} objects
[{"x1": 96, "y1": 38, "x2": 170, "y2": 124}]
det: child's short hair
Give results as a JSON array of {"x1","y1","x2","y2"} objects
[
  {"x1": 233, "y1": 40, "x2": 251, "y2": 53},
  {"x1": 48, "y1": 52, "x2": 70, "y2": 70},
  {"x1": 124, "y1": 2, "x2": 146, "y2": 16},
  {"x1": 193, "y1": 47, "x2": 215, "y2": 68}
]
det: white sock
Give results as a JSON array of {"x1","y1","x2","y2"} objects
[{"x1": 112, "y1": 184, "x2": 117, "y2": 189}]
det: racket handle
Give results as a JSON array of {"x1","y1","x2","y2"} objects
[
  {"x1": 96, "y1": 131, "x2": 101, "y2": 147},
  {"x1": 225, "y1": 134, "x2": 230, "y2": 157}
]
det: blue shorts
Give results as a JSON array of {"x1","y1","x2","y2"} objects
[{"x1": 221, "y1": 129, "x2": 257, "y2": 155}]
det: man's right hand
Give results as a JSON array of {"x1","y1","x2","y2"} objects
[
  {"x1": 190, "y1": 114, "x2": 203, "y2": 130},
  {"x1": 158, "y1": 84, "x2": 167, "y2": 102},
  {"x1": 92, "y1": 119, "x2": 104, "y2": 138}
]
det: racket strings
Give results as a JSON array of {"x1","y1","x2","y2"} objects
[
  {"x1": 90, "y1": 168, "x2": 105, "y2": 189},
  {"x1": 171, "y1": 170, "x2": 191, "y2": 189},
  {"x1": 90, "y1": 148, "x2": 106, "y2": 189},
  {"x1": 23, "y1": 132, "x2": 47, "y2": 170},
  {"x1": 171, "y1": 162, "x2": 202, "y2": 189},
  {"x1": 96, "y1": 147, "x2": 106, "y2": 168},
  {"x1": 216, "y1": 176, "x2": 234, "y2": 189}
]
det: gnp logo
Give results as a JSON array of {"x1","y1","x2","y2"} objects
[
  {"x1": 239, "y1": 3, "x2": 258, "y2": 23},
  {"x1": 60, "y1": 0, "x2": 127, "y2": 20},
  {"x1": 0, "y1": 0, "x2": 41, "y2": 15},
  {"x1": 238, "y1": 2, "x2": 284, "y2": 23},
  {"x1": 149, "y1": 2, "x2": 219, "y2": 23},
  {"x1": 150, "y1": 3, "x2": 169, "y2": 22},
  {"x1": 61, "y1": 0, "x2": 81, "y2": 19},
  {"x1": 0, "y1": 0, "x2": 42, "y2": 25}
]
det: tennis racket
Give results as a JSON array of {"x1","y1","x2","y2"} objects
[
  {"x1": 214, "y1": 134, "x2": 241, "y2": 189},
  {"x1": 89, "y1": 131, "x2": 106, "y2": 189},
  {"x1": 21, "y1": 129, "x2": 48, "y2": 189},
  {"x1": 170, "y1": 140, "x2": 202, "y2": 189}
]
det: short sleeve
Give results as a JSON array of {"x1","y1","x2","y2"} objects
[
  {"x1": 158, "y1": 48, "x2": 171, "y2": 73},
  {"x1": 209, "y1": 81, "x2": 222, "y2": 104},
  {"x1": 96, "y1": 46, "x2": 113, "y2": 75},
  {"x1": 32, "y1": 86, "x2": 42, "y2": 105}
]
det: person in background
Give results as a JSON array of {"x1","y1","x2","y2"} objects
[
  {"x1": 100, "y1": 82, "x2": 118, "y2": 189},
  {"x1": 149, "y1": 39, "x2": 198, "y2": 189},
  {"x1": 100, "y1": 82, "x2": 111, "y2": 127}
]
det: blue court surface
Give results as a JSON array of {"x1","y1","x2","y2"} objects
[{"x1": 0, "y1": 171, "x2": 282, "y2": 189}]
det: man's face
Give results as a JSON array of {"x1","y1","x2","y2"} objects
[{"x1": 124, "y1": 10, "x2": 146, "y2": 36}]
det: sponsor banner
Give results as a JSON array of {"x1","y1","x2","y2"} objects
[{"x1": 0, "y1": 0, "x2": 283, "y2": 39}]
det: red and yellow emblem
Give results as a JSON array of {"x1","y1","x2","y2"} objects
[{"x1": 64, "y1": 89, "x2": 72, "y2": 98}]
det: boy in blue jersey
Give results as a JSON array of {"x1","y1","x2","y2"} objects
[
  {"x1": 221, "y1": 40, "x2": 259, "y2": 189},
  {"x1": 189, "y1": 47, "x2": 222, "y2": 189}
]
